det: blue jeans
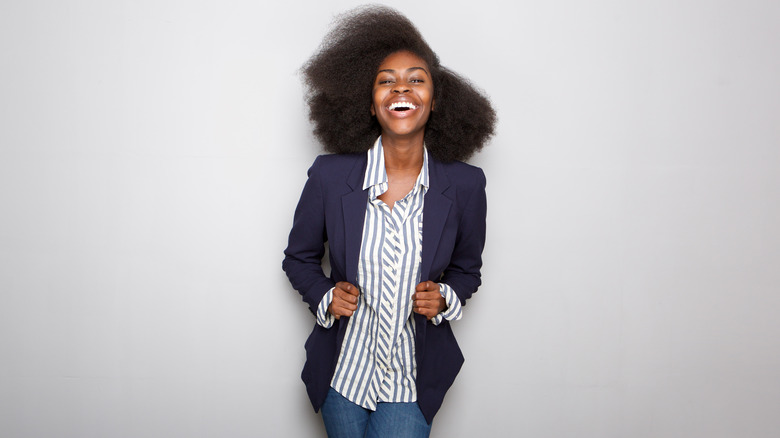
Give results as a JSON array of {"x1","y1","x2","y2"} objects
[{"x1": 320, "y1": 388, "x2": 432, "y2": 438}]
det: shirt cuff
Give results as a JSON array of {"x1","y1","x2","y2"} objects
[
  {"x1": 316, "y1": 287, "x2": 336, "y2": 328},
  {"x1": 431, "y1": 283, "x2": 463, "y2": 326}
]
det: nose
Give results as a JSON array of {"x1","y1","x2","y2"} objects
[{"x1": 392, "y1": 81, "x2": 410, "y2": 93}]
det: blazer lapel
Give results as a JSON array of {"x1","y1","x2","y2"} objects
[
  {"x1": 420, "y1": 157, "x2": 452, "y2": 282},
  {"x1": 341, "y1": 155, "x2": 368, "y2": 285},
  {"x1": 416, "y1": 156, "x2": 453, "y2": 354}
]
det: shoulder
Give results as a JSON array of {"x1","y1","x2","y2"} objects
[
  {"x1": 434, "y1": 159, "x2": 486, "y2": 190},
  {"x1": 307, "y1": 153, "x2": 365, "y2": 182},
  {"x1": 441, "y1": 160, "x2": 485, "y2": 179},
  {"x1": 309, "y1": 153, "x2": 365, "y2": 175},
  {"x1": 306, "y1": 153, "x2": 366, "y2": 192}
]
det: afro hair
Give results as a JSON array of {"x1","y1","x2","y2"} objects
[{"x1": 301, "y1": 5, "x2": 496, "y2": 162}]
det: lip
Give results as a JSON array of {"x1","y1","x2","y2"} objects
[{"x1": 385, "y1": 107, "x2": 417, "y2": 118}]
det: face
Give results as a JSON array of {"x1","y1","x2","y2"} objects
[{"x1": 370, "y1": 50, "x2": 434, "y2": 141}]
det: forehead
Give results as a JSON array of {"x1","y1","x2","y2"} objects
[{"x1": 376, "y1": 50, "x2": 430, "y2": 72}]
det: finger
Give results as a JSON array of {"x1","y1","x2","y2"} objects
[
  {"x1": 413, "y1": 300, "x2": 434, "y2": 312},
  {"x1": 412, "y1": 305, "x2": 435, "y2": 319},
  {"x1": 415, "y1": 281, "x2": 431, "y2": 292},
  {"x1": 334, "y1": 293, "x2": 358, "y2": 309},
  {"x1": 331, "y1": 303, "x2": 355, "y2": 318},
  {"x1": 335, "y1": 284, "x2": 359, "y2": 301},
  {"x1": 414, "y1": 296, "x2": 445, "y2": 314},
  {"x1": 416, "y1": 291, "x2": 444, "y2": 302},
  {"x1": 337, "y1": 282, "x2": 360, "y2": 296},
  {"x1": 335, "y1": 288, "x2": 358, "y2": 304},
  {"x1": 417, "y1": 281, "x2": 440, "y2": 293},
  {"x1": 337, "y1": 307, "x2": 355, "y2": 317}
]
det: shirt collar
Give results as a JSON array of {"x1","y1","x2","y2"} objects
[{"x1": 363, "y1": 136, "x2": 430, "y2": 191}]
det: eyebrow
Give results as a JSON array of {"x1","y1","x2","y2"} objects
[{"x1": 377, "y1": 67, "x2": 429, "y2": 75}]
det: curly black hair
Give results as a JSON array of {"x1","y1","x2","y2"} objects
[{"x1": 302, "y1": 5, "x2": 496, "y2": 162}]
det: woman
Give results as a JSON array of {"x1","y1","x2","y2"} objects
[{"x1": 283, "y1": 6, "x2": 496, "y2": 437}]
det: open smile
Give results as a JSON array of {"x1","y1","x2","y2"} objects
[
  {"x1": 384, "y1": 101, "x2": 421, "y2": 118},
  {"x1": 388, "y1": 102, "x2": 419, "y2": 111}
]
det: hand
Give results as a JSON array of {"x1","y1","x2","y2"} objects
[
  {"x1": 413, "y1": 281, "x2": 446, "y2": 320},
  {"x1": 328, "y1": 281, "x2": 360, "y2": 319}
]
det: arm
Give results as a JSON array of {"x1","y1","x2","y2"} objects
[
  {"x1": 282, "y1": 157, "x2": 336, "y2": 313},
  {"x1": 440, "y1": 168, "x2": 487, "y2": 305}
]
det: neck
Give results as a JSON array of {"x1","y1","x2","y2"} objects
[{"x1": 382, "y1": 133, "x2": 424, "y2": 170}]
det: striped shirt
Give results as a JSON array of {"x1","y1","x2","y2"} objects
[{"x1": 316, "y1": 137, "x2": 463, "y2": 410}]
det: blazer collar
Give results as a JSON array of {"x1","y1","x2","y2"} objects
[{"x1": 346, "y1": 153, "x2": 367, "y2": 191}]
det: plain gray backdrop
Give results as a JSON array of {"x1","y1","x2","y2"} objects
[{"x1": 1, "y1": 0, "x2": 779, "y2": 437}]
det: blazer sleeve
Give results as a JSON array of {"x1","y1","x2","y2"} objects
[
  {"x1": 282, "y1": 156, "x2": 336, "y2": 314},
  {"x1": 440, "y1": 168, "x2": 487, "y2": 305}
]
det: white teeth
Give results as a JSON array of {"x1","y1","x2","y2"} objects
[{"x1": 388, "y1": 102, "x2": 418, "y2": 111}]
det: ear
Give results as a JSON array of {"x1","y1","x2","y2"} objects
[
  {"x1": 431, "y1": 99, "x2": 435, "y2": 112},
  {"x1": 370, "y1": 103, "x2": 376, "y2": 116}
]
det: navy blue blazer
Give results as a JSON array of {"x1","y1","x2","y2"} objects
[{"x1": 283, "y1": 151, "x2": 486, "y2": 423}]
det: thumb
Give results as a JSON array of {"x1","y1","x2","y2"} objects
[{"x1": 343, "y1": 282, "x2": 360, "y2": 296}]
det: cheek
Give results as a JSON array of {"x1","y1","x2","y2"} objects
[
  {"x1": 420, "y1": 87, "x2": 434, "y2": 107},
  {"x1": 370, "y1": 89, "x2": 382, "y2": 115}
]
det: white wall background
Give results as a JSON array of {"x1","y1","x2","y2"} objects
[{"x1": 1, "y1": 1, "x2": 778, "y2": 437}]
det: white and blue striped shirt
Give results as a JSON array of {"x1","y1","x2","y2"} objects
[{"x1": 316, "y1": 137, "x2": 462, "y2": 410}]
